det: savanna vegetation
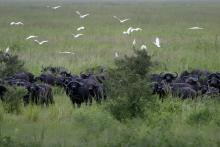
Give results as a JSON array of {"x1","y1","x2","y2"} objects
[{"x1": 0, "y1": 0, "x2": 220, "y2": 146}]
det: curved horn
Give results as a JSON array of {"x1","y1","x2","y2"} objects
[{"x1": 173, "y1": 72, "x2": 178, "y2": 78}]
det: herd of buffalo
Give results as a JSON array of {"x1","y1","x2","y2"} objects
[
  {"x1": 151, "y1": 70, "x2": 220, "y2": 100},
  {"x1": 0, "y1": 66, "x2": 106, "y2": 107},
  {"x1": 0, "y1": 67, "x2": 220, "y2": 107}
]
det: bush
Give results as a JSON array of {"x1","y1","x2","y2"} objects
[
  {"x1": 2, "y1": 87, "x2": 27, "y2": 114},
  {"x1": 105, "y1": 49, "x2": 153, "y2": 121},
  {"x1": 0, "y1": 51, "x2": 24, "y2": 78}
]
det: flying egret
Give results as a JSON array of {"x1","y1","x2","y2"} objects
[
  {"x1": 51, "y1": 6, "x2": 61, "y2": 10},
  {"x1": 115, "y1": 52, "x2": 119, "y2": 58},
  {"x1": 153, "y1": 37, "x2": 161, "y2": 48},
  {"x1": 77, "y1": 26, "x2": 85, "y2": 31},
  {"x1": 10, "y1": 22, "x2": 24, "y2": 26},
  {"x1": 34, "y1": 40, "x2": 48, "y2": 45},
  {"x1": 113, "y1": 16, "x2": 130, "y2": 23},
  {"x1": 123, "y1": 27, "x2": 133, "y2": 35},
  {"x1": 59, "y1": 51, "x2": 75, "y2": 55},
  {"x1": 26, "y1": 35, "x2": 38, "y2": 40},
  {"x1": 5, "y1": 47, "x2": 10, "y2": 53},
  {"x1": 130, "y1": 27, "x2": 142, "y2": 33},
  {"x1": 140, "y1": 44, "x2": 147, "y2": 50},
  {"x1": 76, "y1": 11, "x2": 90, "y2": 19},
  {"x1": 188, "y1": 27, "x2": 204, "y2": 30},
  {"x1": 72, "y1": 34, "x2": 84, "y2": 38}
]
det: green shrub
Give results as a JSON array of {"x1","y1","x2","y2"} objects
[
  {"x1": 2, "y1": 87, "x2": 27, "y2": 114},
  {"x1": 0, "y1": 131, "x2": 26, "y2": 147},
  {"x1": 105, "y1": 49, "x2": 153, "y2": 121},
  {"x1": 0, "y1": 51, "x2": 24, "y2": 78}
]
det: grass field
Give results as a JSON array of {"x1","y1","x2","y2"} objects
[{"x1": 0, "y1": 0, "x2": 220, "y2": 146}]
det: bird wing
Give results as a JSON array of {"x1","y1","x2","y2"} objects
[
  {"x1": 76, "y1": 11, "x2": 81, "y2": 16},
  {"x1": 34, "y1": 40, "x2": 40, "y2": 43},
  {"x1": 121, "y1": 18, "x2": 130, "y2": 22},
  {"x1": 113, "y1": 16, "x2": 120, "y2": 21},
  {"x1": 77, "y1": 26, "x2": 85, "y2": 31},
  {"x1": 81, "y1": 14, "x2": 89, "y2": 18}
]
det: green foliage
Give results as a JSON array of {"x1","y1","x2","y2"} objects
[
  {"x1": 0, "y1": 51, "x2": 24, "y2": 78},
  {"x1": 2, "y1": 87, "x2": 27, "y2": 114},
  {"x1": 0, "y1": 135, "x2": 22, "y2": 147},
  {"x1": 105, "y1": 49, "x2": 153, "y2": 121},
  {"x1": 115, "y1": 49, "x2": 151, "y2": 78}
]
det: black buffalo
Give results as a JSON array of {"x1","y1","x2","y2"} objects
[{"x1": 0, "y1": 85, "x2": 7, "y2": 101}]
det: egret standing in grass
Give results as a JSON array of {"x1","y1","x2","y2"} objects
[
  {"x1": 132, "y1": 39, "x2": 136, "y2": 46},
  {"x1": 154, "y1": 37, "x2": 161, "y2": 48},
  {"x1": 5, "y1": 47, "x2": 10, "y2": 53},
  {"x1": 115, "y1": 52, "x2": 119, "y2": 58}
]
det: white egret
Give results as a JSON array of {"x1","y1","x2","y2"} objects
[
  {"x1": 51, "y1": 6, "x2": 61, "y2": 10},
  {"x1": 130, "y1": 27, "x2": 142, "y2": 33},
  {"x1": 72, "y1": 34, "x2": 84, "y2": 38},
  {"x1": 113, "y1": 16, "x2": 130, "y2": 23},
  {"x1": 59, "y1": 51, "x2": 75, "y2": 55},
  {"x1": 115, "y1": 52, "x2": 119, "y2": 58},
  {"x1": 26, "y1": 35, "x2": 38, "y2": 40},
  {"x1": 5, "y1": 47, "x2": 10, "y2": 53},
  {"x1": 34, "y1": 40, "x2": 48, "y2": 45},
  {"x1": 123, "y1": 27, "x2": 133, "y2": 35},
  {"x1": 132, "y1": 39, "x2": 136, "y2": 46},
  {"x1": 10, "y1": 22, "x2": 24, "y2": 26},
  {"x1": 76, "y1": 11, "x2": 90, "y2": 19},
  {"x1": 77, "y1": 26, "x2": 85, "y2": 31},
  {"x1": 153, "y1": 37, "x2": 161, "y2": 48},
  {"x1": 188, "y1": 27, "x2": 204, "y2": 30}
]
